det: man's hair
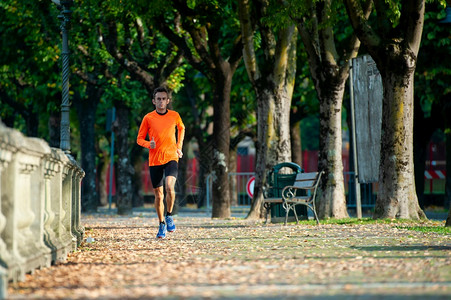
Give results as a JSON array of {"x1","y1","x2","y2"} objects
[{"x1": 153, "y1": 86, "x2": 171, "y2": 99}]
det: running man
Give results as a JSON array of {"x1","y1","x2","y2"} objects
[{"x1": 137, "y1": 86, "x2": 185, "y2": 238}]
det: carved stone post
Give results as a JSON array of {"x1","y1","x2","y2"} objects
[
  {"x1": 61, "y1": 153, "x2": 76, "y2": 250},
  {"x1": 14, "y1": 141, "x2": 52, "y2": 273},
  {"x1": 73, "y1": 164, "x2": 85, "y2": 247},
  {"x1": 29, "y1": 139, "x2": 53, "y2": 271},
  {"x1": 67, "y1": 155, "x2": 84, "y2": 248},
  {"x1": 49, "y1": 150, "x2": 73, "y2": 262},
  {"x1": 0, "y1": 125, "x2": 20, "y2": 295},
  {"x1": 43, "y1": 150, "x2": 63, "y2": 263},
  {"x1": 0, "y1": 152, "x2": 9, "y2": 299},
  {"x1": 0, "y1": 121, "x2": 85, "y2": 292},
  {"x1": 0, "y1": 126, "x2": 25, "y2": 282}
]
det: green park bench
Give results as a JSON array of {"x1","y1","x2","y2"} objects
[
  {"x1": 262, "y1": 162, "x2": 322, "y2": 225},
  {"x1": 280, "y1": 171, "x2": 323, "y2": 225},
  {"x1": 262, "y1": 162, "x2": 303, "y2": 223}
]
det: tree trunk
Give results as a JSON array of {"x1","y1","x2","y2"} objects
[
  {"x1": 247, "y1": 90, "x2": 272, "y2": 219},
  {"x1": 155, "y1": 5, "x2": 242, "y2": 218},
  {"x1": 290, "y1": 120, "x2": 302, "y2": 167},
  {"x1": 344, "y1": 0, "x2": 426, "y2": 220},
  {"x1": 293, "y1": 0, "x2": 366, "y2": 219},
  {"x1": 374, "y1": 73, "x2": 425, "y2": 219},
  {"x1": 114, "y1": 103, "x2": 134, "y2": 215},
  {"x1": 240, "y1": 8, "x2": 297, "y2": 219},
  {"x1": 316, "y1": 87, "x2": 349, "y2": 219},
  {"x1": 73, "y1": 85, "x2": 102, "y2": 213},
  {"x1": 247, "y1": 86, "x2": 293, "y2": 219},
  {"x1": 229, "y1": 148, "x2": 238, "y2": 207},
  {"x1": 211, "y1": 77, "x2": 231, "y2": 218}
]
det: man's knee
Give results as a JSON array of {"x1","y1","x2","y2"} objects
[
  {"x1": 154, "y1": 188, "x2": 164, "y2": 201},
  {"x1": 165, "y1": 176, "x2": 176, "y2": 190},
  {"x1": 165, "y1": 185, "x2": 175, "y2": 195}
]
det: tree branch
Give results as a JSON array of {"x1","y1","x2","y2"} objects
[
  {"x1": 101, "y1": 20, "x2": 155, "y2": 93},
  {"x1": 238, "y1": 0, "x2": 259, "y2": 84},
  {"x1": 344, "y1": 0, "x2": 381, "y2": 50},
  {"x1": 155, "y1": 15, "x2": 204, "y2": 71},
  {"x1": 400, "y1": 0, "x2": 425, "y2": 54},
  {"x1": 340, "y1": 0, "x2": 373, "y2": 78}
]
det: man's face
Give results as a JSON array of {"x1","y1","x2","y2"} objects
[{"x1": 152, "y1": 92, "x2": 170, "y2": 112}]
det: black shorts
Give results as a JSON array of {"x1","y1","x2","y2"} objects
[{"x1": 149, "y1": 160, "x2": 178, "y2": 188}]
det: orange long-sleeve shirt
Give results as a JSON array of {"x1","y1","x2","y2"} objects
[{"x1": 137, "y1": 110, "x2": 185, "y2": 166}]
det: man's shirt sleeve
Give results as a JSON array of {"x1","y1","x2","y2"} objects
[
  {"x1": 176, "y1": 114, "x2": 185, "y2": 150},
  {"x1": 137, "y1": 115, "x2": 150, "y2": 149}
]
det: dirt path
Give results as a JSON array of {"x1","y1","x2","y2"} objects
[{"x1": 8, "y1": 211, "x2": 451, "y2": 299}]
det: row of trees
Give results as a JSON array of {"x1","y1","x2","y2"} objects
[{"x1": 0, "y1": 0, "x2": 450, "y2": 223}]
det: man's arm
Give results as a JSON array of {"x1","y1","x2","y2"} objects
[
  {"x1": 176, "y1": 121, "x2": 185, "y2": 150},
  {"x1": 137, "y1": 116, "x2": 150, "y2": 149},
  {"x1": 176, "y1": 117, "x2": 185, "y2": 158}
]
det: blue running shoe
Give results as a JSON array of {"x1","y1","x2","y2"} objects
[
  {"x1": 156, "y1": 223, "x2": 167, "y2": 238},
  {"x1": 166, "y1": 215, "x2": 176, "y2": 232}
]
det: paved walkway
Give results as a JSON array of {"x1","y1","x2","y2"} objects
[{"x1": 8, "y1": 208, "x2": 451, "y2": 299}]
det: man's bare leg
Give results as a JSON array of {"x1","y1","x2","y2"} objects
[
  {"x1": 165, "y1": 176, "x2": 177, "y2": 213},
  {"x1": 154, "y1": 186, "x2": 165, "y2": 222},
  {"x1": 165, "y1": 176, "x2": 177, "y2": 232}
]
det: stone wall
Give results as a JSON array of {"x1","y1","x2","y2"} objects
[{"x1": 0, "y1": 122, "x2": 84, "y2": 298}]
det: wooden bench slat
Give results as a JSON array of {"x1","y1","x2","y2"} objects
[
  {"x1": 263, "y1": 169, "x2": 323, "y2": 225},
  {"x1": 295, "y1": 172, "x2": 318, "y2": 181},
  {"x1": 263, "y1": 198, "x2": 283, "y2": 203},
  {"x1": 292, "y1": 181, "x2": 315, "y2": 189},
  {"x1": 285, "y1": 196, "x2": 310, "y2": 203}
]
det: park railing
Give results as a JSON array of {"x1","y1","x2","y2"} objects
[{"x1": 0, "y1": 122, "x2": 84, "y2": 298}]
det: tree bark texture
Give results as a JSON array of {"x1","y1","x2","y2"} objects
[
  {"x1": 73, "y1": 84, "x2": 102, "y2": 213},
  {"x1": 211, "y1": 78, "x2": 232, "y2": 218},
  {"x1": 114, "y1": 103, "x2": 134, "y2": 215},
  {"x1": 247, "y1": 80, "x2": 294, "y2": 219},
  {"x1": 317, "y1": 87, "x2": 348, "y2": 219},
  {"x1": 157, "y1": 1, "x2": 243, "y2": 218},
  {"x1": 239, "y1": 0, "x2": 297, "y2": 219},
  {"x1": 374, "y1": 72, "x2": 425, "y2": 219},
  {"x1": 345, "y1": 0, "x2": 426, "y2": 219},
  {"x1": 293, "y1": 0, "x2": 368, "y2": 219},
  {"x1": 290, "y1": 120, "x2": 302, "y2": 168}
]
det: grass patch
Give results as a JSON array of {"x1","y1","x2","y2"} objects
[
  {"x1": 289, "y1": 217, "x2": 419, "y2": 226},
  {"x1": 397, "y1": 226, "x2": 451, "y2": 235}
]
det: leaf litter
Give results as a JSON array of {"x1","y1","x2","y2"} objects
[{"x1": 7, "y1": 215, "x2": 451, "y2": 299}]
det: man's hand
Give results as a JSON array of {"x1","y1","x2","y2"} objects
[
  {"x1": 150, "y1": 137, "x2": 156, "y2": 149},
  {"x1": 177, "y1": 148, "x2": 183, "y2": 158}
]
